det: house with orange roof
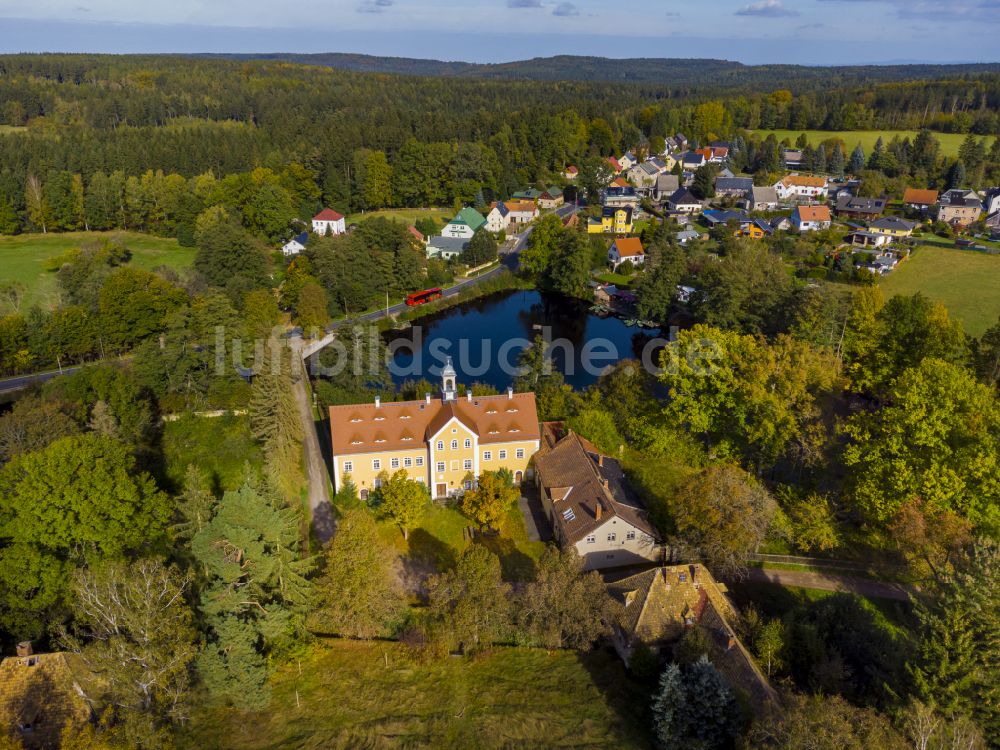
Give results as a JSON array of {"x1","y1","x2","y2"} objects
[
  {"x1": 608, "y1": 237, "x2": 645, "y2": 270},
  {"x1": 902, "y1": 188, "x2": 939, "y2": 212},
  {"x1": 791, "y1": 204, "x2": 832, "y2": 232},
  {"x1": 329, "y1": 359, "x2": 540, "y2": 500},
  {"x1": 312, "y1": 207, "x2": 346, "y2": 236},
  {"x1": 607, "y1": 156, "x2": 622, "y2": 173},
  {"x1": 773, "y1": 174, "x2": 828, "y2": 202}
]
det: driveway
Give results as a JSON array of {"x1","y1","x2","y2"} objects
[
  {"x1": 289, "y1": 340, "x2": 334, "y2": 544},
  {"x1": 518, "y1": 484, "x2": 552, "y2": 543}
]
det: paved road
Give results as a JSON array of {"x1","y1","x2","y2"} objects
[
  {"x1": 739, "y1": 567, "x2": 912, "y2": 601},
  {"x1": 289, "y1": 340, "x2": 334, "y2": 544},
  {"x1": 0, "y1": 365, "x2": 83, "y2": 394}
]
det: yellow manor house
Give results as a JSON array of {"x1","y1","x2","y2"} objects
[{"x1": 329, "y1": 359, "x2": 540, "y2": 500}]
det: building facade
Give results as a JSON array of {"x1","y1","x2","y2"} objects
[
  {"x1": 329, "y1": 360, "x2": 540, "y2": 500},
  {"x1": 312, "y1": 208, "x2": 346, "y2": 236}
]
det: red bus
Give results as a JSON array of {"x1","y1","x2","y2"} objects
[{"x1": 405, "y1": 287, "x2": 443, "y2": 306}]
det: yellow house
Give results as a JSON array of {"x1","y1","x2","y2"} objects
[
  {"x1": 329, "y1": 359, "x2": 540, "y2": 500},
  {"x1": 868, "y1": 216, "x2": 917, "y2": 240},
  {"x1": 588, "y1": 206, "x2": 634, "y2": 234}
]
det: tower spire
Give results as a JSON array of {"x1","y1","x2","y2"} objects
[{"x1": 441, "y1": 356, "x2": 457, "y2": 401}]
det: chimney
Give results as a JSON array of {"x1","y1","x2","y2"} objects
[
  {"x1": 425, "y1": 393, "x2": 431, "y2": 404},
  {"x1": 598, "y1": 454, "x2": 604, "y2": 467},
  {"x1": 594, "y1": 501, "x2": 602, "y2": 521},
  {"x1": 725, "y1": 632, "x2": 737, "y2": 652},
  {"x1": 467, "y1": 391, "x2": 473, "y2": 403},
  {"x1": 507, "y1": 386, "x2": 513, "y2": 400},
  {"x1": 374, "y1": 395, "x2": 380, "y2": 408},
  {"x1": 16, "y1": 642, "x2": 32, "y2": 658}
]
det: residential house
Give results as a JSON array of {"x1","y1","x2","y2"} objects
[
  {"x1": 714, "y1": 176, "x2": 754, "y2": 199},
  {"x1": 588, "y1": 206, "x2": 634, "y2": 234},
  {"x1": 608, "y1": 237, "x2": 645, "y2": 270},
  {"x1": 485, "y1": 202, "x2": 511, "y2": 233},
  {"x1": 407, "y1": 225, "x2": 426, "y2": 245},
  {"x1": 703, "y1": 210, "x2": 771, "y2": 238},
  {"x1": 680, "y1": 151, "x2": 706, "y2": 171},
  {"x1": 538, "y1": 187, "x2": 565, "y2": 210},
  {"x1": 983, "y1": 187, "x2": 1000, "y2": 227},
  {"x1": 938, "y1": 189, "x2": 983, "y2": 227},
  {"x1": 281, "y1": 231, "x2": 308, "y2": 256},
  {"x1": 654, "y1": 174, "x2": 680, "y2": 202},
  {"x1": 862, "y1": 252, "x2": 900, "y2": 275},
  {"x1": 0, "y1": 644, "x2": 95, "y2": 750},
  {"x1": 312, "y1": 208, "x2": 346, "y2": 236},
  {"x1": 606, "y1": 565, "x2": 778, "y2": 712},
  {"x1": 505, "y1": 200, "x2": 540, "y2": 226},
  {"x1": 676, "y1": 229, "x2": 701, "y2": 245},
  {"x1": 563, "y1": 165, "x2": 579, "y2": 180},
  {"x1": 627, "y1": 162, "x2": 660, "y2": 194},
  {"x1": 607, "y1": 156, "x2": 622, "y2": 174},
  {"x1": 603, "y1": 185, "x2": 640, "y2": 209},
  {"x1": 743, "y1": 185, "x2": 780, "y2": 212},
  {"x1": 773, "y1": 175, "x2": 828, "y2": 202},
  {"x1": 562, "y1": 212, "x2": 579, "y2": 229},
  {"x1": 667, "y1": 188, "x2": 704, "y2": 214},
  {"x1": 902, "y1": 188, "x2": 939, "y2": 213},
  {"x1": 784, "y1": 149, "x2": 807, "y2": 169},
  {"x1": 329, "y1": 360, "x2": 539, "y2": 500},
  {"x1": 535, "y1": 423, "x2": 660, "y2": 571},
  {"x1": 835, "y1": 194, "x2": 887, "y2": 220},
  {"x1": 791, "y1": 205, "x2": 832, "y2": 232},
  {"x1": 426, "y1": 236, "x2": 468, "y2": 260},
  {"x1": 610, "y1": 177, "x2": 630, "y2": 189},
  {"x1": 869, "y1": 216, "x2": 917, "y2": 240},
  {"x1": 442, "y1": 207, "x2": 487, "y2": 239},
  {"x1": 769, "y1": 215, "x2": 792, "y2": 232},
  {"x1": 618, "y1": 152, "x2": 637, "y2": 171},
  {"x1": 648, "y1": 156, "x2": 669, "y2": 173},
  {"x1": 716, "y1": 167, "x2": 735, "y2": 179}
]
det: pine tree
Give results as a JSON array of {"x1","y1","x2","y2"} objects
[
  {"x1": 948, "y1": 159, "x2": 967, "y2": 189},
  {"x1": 828, "y1": 144, "x2": 845, "y2": 178},
  {"x1": 867, "y1": 137, "x2": 885, "y2": 170},
  {"x1": 849, "y1": 144, "x2": 865, "y2": 175},
  {"x1": 652, "y1": 657, "x2": 740, "y2": 749},
  {"x1": 173, "y1": 465, "x2": 215, "y2": 542}
]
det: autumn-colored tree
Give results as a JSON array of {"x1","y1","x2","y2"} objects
[
  {"x1": 374, "y1": 469, "x2": 428, "y2": 540},
  {"x1": 460, "y1": 470, "x2": 519, "y2": 532}
]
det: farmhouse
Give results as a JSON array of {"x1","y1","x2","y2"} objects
[
  {"x1": 329, "y1": 360, "x2": 539, "y2": 500},
  {"x1": 773, "y1": 175, "x2": 828, "y2": 202},
  {"x1": 312, "y1": 208, "x2": 346, "y2": 236},
  {"x1": 535, "y1": 423, "x2": 660, "y2": 571},
  {"x1": 608, "y1": 237, "x2": 645, "y2": 270}
]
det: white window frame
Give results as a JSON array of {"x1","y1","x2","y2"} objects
[
  {"x1": 626, "y1": 530, "x2": 636, "y2": 541},
  {"x1": 415, "y1": 457, "x2": 424, "y2": 467},
  {"x1": 516, "y1": 448, "x2": 524, "y2": 459},
  {"x1": 464, "y1": 438, "x2": 471, "y2": 449},
  {"x1": 498, "y1": 450, "x2": 507, "y2": 460},
  {"x1": 372, "y1": 459, "x2": 381, "y2": 470},
  {"x1": 483, "y1": 450, "x2": 492, "y2": 461},
  {"x1": 437, "y1": 440, "x2": 444, "y2": 451},
  {"x1": 343, "y1": 461, "x2": 353, "y2": 473},
  {"x1": 403, "y1": 457, "x2": 412, "y2": 468},
  {"x1": 586, "y1": 535, "x2": 595, "y2": 544},
  {"x1": 391, "y1": 458, "x2": 399, "y2": 469},
  {"x1": 607, "y1": 532, "x2": 616, "y2": 542},
  {"x1": 463, "y1": 459, "x2": 472, "y2": 471},
  {"x1": 436, "y1": 461, "x2": 445, "y2": 473},
  {"x1": 451, "y1": 439, "x2": 458, "y2": 450}
]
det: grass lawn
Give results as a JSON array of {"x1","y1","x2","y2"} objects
[
  {"x1": 179, "y1": 640, "x2": 653, "y2": 750},
  {"x1": 160, "y1": 414, "x2": 263, "y2": 494},
  {"x1": 0, "y1": 231, "x2": 195, "y2": 312},
  {"x1": 344, "y1": 207, "x2": 453, "y2": 229},
  {"x1": 880, "y1": 244, "x2": 1000, "y2": 336},
  {"x1": 752, "y1": 129, "x2": 994, "y2": 159},
  {"x1": 594, "y1": 272, "x2": 634, "y2": 286},
  {"x1": 377, "y1": 497, "x2": 548, "y2": 581}
]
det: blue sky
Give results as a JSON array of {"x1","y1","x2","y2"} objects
[{"x1": 1, "y1": 0, "x2": 998, "y2": 64}]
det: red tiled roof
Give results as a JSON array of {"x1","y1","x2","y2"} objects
[
  {"x1": 902, "y1": 188, "x2": 939, "y2": 205},
  {"x1": 313, "y1": 208, "x2": 344, "y2": 222},
  {"x1": 407, "y1": 225, "x2": 424, "y2": 241},
  {"x1": 795, "y1": 205, "x2": 831, "y2": 222},
  {"x1": 613, "y1": 237, "x2": 645, "y2": 257}
]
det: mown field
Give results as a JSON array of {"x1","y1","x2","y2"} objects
[
  {"x1": 344, "y1": 207, "x2": 453, "y2": 229},
  {"x1": 180, "y1": 639, "x2": 653, "y2": 750},
  {"x1": 0, "y1": 231, "x2": 195, "y2": 311},
  {"x1": 880, "y1": 244, "x2": 1000, "y2": 336},
  {"x1": 753, "y1": 129, "x2": 994, "y2": 159}
]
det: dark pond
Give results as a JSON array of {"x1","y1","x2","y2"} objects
[{"x1": 383, "y1": 289, "x2": 670, "y2": 391}]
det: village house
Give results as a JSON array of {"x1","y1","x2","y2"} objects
[
  {"x1": 563, "y1": 165, "x2": 579, "y2": 180},
  {"x1": 407, "y1": 225, "x2": 426, "y2": 245},
  {"x1": 654, "y1": 174, "x2": 680, "y2": 202},
  {"x1": 329, "y1": 360, "x2": 539, "y2": 500},
  {"x1": 281, "y1": 231, "x2": 309, "y2": 256},
  {"x1": 607, "y1": 156, "x2": 622, "y2": 173},
  {"x1": 782, "y1": 148, "x2": 804, "y2": 170},
  {"x1": 485, "y1": 202, "x2": 511, "y2": 233},
  {"x1": 606, "y1": 565, "x2": 778, "y2": 712},
  {"x1": 835, "y1": 194, "x2": 887, "y2": 220},
  {"x1": 608, "y1": 237, "x2": 645, "y2": 270},
  {"x1": 680, "y1": 151, "x2": 707, "y2": 171},
  {"x1": 505, "y1": 200, "x2": 540, "y2": 227},
  {"x1": 588, "y1": 206, "x2": 634, "y2": 235},
  {"x1": 703, "y1": 210, "x2": 771, "y2": 239},
  {"x1": 769, "y1": 215, "x2": 792, "y2": 232},
  {"x1": 902, "y1": 187, "x2": 939, "y2": 213},
  {"x1": 627, "y1": 162, "x2": 660, "y2": 193},
  {"x1": 512, "y1": 188, "x2": 543, "y2": 201},
  {"x1": 773, "y1": 175, "x2": 828, "y2": 203},
  {"x1": 426, "y1": 235, "x2": 468, "y2": 260},
  {"x1": 743, "y1": 185, "x2": 780, "y2": 212},
  {"x1": 869, "y1": 216, "x2": 917, "y2": 240},
  {"x1": 846, "y1": 230, "x2": 891, "y2": 249},
  {"x1": 0, "y1": 644, "x2": 96, "y2": 749},
  {"x1": 791, "y1": 204, "x2": 831, "y2": 232},
  {"x1": 534, "y1": 423, "x2": 660, "y2": 571},
  {"x1": 618, "y1": 152, "x2": 637, "y2": 171},
  {"x1": 938, "y1": 189, "x2": 983, "y2": 227},
  {"x1": 538, "y1": 187, "x2": 565, "y2": 210},
  {"x1": 714, "y1": 176, "x2": 753, "y2": 199},
  {"x1": 985, "y1": 188, "x2": 1000, "y2": 227},
  {"x1": 312, "y1": 208, "x2": 346, "y2": 236},
  {"x1": 667, "y1": 187, "x2": 704, "y2": 214},
  {"x1": 603, "y1": 185, "x2": 639, "y2": 209},
  {"x1": 441, "y1": 207, "x2": 487, "y2": 239}
]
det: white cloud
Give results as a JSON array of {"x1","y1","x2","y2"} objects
[{"x1": 735, "y1": 0, "x2": 799, "y2": 16}]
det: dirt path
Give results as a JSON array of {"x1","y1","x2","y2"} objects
[
  {"x1": 291, "y1": 342, "x2": 334, "y2": 544},
  {"x1": 741, "y1": 567, "x2": 911, "y2": 601}
]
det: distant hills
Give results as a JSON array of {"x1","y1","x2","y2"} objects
[{"x1": 196, "y1": 52, "x2": 1000, "y2": 87}]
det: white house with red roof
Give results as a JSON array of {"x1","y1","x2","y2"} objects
[{"x1": 312, "y1": 208, "x2": 346, "y2": 236}]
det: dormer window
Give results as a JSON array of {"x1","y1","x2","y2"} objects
[
  {"x1": 506, "y1": 407, "x2": 518, "y2": 413},
  {"x1": 350, "y1": 418, "x2": 362, "y2": 423},
  {"x1": 374, "y1": 416, "x2": 385, "y2": 421},
  {"x1": 400, "y1": 415, "x2": 411, "y2": 420}
]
